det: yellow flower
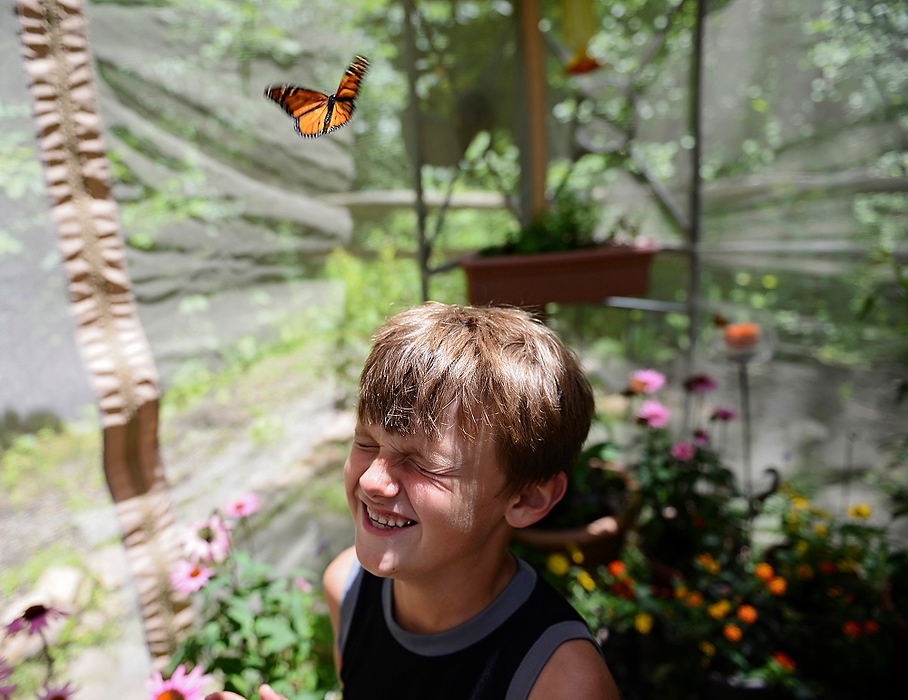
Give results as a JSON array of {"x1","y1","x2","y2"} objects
[
  {"x1": 814, "y1": 522, "x2": 828, "y2": 537},
  {"x1": 796, "y1": 540, "x2": 809, "y2": 555},
  {"x1": 634, "y1": 612, "x2": 654, "y2": 634},
  {"x1": 837, "y1": 559, "x2": 856, "y2": 574},
  {"x1": 568, "y1": 543, "x2": 585, "y2": 565},
  {"x1": 791, "y1": 497, "x2": 809, "y2": 510},
  {"x1": 699, "y1": 641, "x2": 716, "y2": 657},
  {"x1": 577, "y1": 570, "x2": 596, "y2": 592},
  {"x1": 847, "y1": 503, "x2": 872, "y2": 520},
  {"x1": 696, "y1": 553, "x2": 721, "y2": 575},
  {"x1": 547, "y1": 553, "x2": 570, "y2": 577},
  {"x1": 707, "y1": 600, "x2": 731, "y2": 619}
]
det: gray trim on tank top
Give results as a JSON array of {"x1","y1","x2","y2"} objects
[
  {"x1": 504, "y1": 620, "x2": 598, "y2": 700},
  {"x1": 336, "y1": 560, "x2": 365, "y2": 658},
  {"x1": 382, "y1": 557, "x2": 538, "y2": 656}
]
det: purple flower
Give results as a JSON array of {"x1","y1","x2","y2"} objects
[
  {"x1": 671, "y1": 442, "x2": 695, "y2": 462},
  {"x1": 628, "y1": 369, "x2": 666, "y2": 395},
  {"x1": 0, "y1": 657, "x2": 16, "y2": 700},
  {"x1": 693, "y1": 428, "x2": 710, "y2": 447},
  {"x1": 711, "y1": 407, "x2": 738, "y2": 422},
  {"x1": 683, "y1": 373, "x2": 717, "y2": 393},
  {"x1": 5, "y1": 604, "x2": 66, "y2": 637},
  {"x1": 637, "y1": 400, "x2": 671, "y2": 429},
  {"x1": 37, "y1": 682, "x2": 78, "y2": 700}
]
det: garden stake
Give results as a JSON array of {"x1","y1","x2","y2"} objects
[{"x1": 737, "y1": 360, "x2": 753, "y2": 503}]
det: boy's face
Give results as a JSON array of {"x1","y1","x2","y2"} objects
[{"x1": 345, "y1": 415, "x2": 515, "y2": 584}]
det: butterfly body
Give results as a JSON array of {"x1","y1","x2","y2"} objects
[{"x1": 265, "y1": 56, "x2": 369, "y2": 138}]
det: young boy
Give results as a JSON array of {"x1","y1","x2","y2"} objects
[{"x1": 208, "y1": 303, "x2": 619, "y2": 700}]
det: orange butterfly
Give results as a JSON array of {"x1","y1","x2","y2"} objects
[{"x1": 265, "y1": 56, "x2": 369, "y2": 138}]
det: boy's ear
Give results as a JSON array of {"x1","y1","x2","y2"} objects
[{"x1": 505, "y1": 471, "x2": 568, "y2": 529}]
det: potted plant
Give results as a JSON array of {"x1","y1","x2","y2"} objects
[
  {"x1": 460, "y1": 190, "x2": 659, "y2": 308},
  {"x1": 512, "y1": 439, "x2": 639, "y2": 569}
]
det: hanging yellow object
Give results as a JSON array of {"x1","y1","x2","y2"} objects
[{"x1": 561, "y1": 0, "x2": 602, "y2": 74}]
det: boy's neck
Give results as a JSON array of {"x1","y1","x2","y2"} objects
[{"x1": 390, "y1": 549, "x2": 518, "y2": 635}]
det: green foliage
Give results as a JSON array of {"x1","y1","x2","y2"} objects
[
  {"x1": 170, "y1": 550, "x2": 338, "y2": 698},
  {"x1": 0, "y1": 422, "x2": 103, "y2": 511}
]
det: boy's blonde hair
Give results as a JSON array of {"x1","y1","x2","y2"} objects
[{"x1": 357, "y1": 303, "x2": 594, "y2": 495}]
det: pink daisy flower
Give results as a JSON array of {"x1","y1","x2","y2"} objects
[
  {"x1": 37, "y1": 682, "x2": 78, "y2": 700},
  {"x1": 225, "y1": 492, "x2": 260, "y2": 519},
  {"x1": 146, "y1": 663, "x2": 213, "y2": 700},
  {"x1": 628, "y1": 369, "x2": 666, "y2": 394},
  {"x1": 183, "y1": 514, "x2": 231, "y2": 563},
  {"x1": 170, "y1": 559, "x2": 214, "y2": 595},
  {"x1": 671, "y1": 442, "x2": 695, "y2": 462},
  {"x1": 683, "y1": 373, "x2": 717, "y2": 393},
  {"x1": 5, "y1": 604, "x2": 67, "y2": 637},
  {"x1": 711, "y1": 407, "x2": 738, "y2": 422},
  {"x1": 637, "y1": 400, "x2": 671, "y2": 429}
]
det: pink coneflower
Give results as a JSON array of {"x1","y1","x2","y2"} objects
[
  {"x1": 683, "y1": 373, "x2": 717, "y2": 393},
  {"x1": 0, "y1": 657, "x2": 16, "y2": 700},
  {"x1": 146, "y1": 664, "x2": 212, "y2": 700},
  {"x1": 628, "y1": 369, "x2": 666, "y2": 395},
  {"x1": 37, "y1": 682, "x2": 78, "y2": 700},
  {"x1": 671, "y1": 442, "x2": 695, "y2": 462},
  {"x1": 5, "y1": 604, "x2": 66, "y2": 637},
  {"x1": 170, "y1": 559, "x2": 214, "y2": 595},
  {"x1": 693, "y1": 428, "x2": 710, "y2": 447},
  {"x1": 225, "y1": 492, "x2": 260, "y2": 519},
  {"x1": 183, "y1": 514, "x2": 231, "y2": 563},
  {"x1": 711, "y1": 407, "x2": 738, "y2": 422},
  {"x1": 637, "y1": 400, "x2": 671, "y2": 429}
]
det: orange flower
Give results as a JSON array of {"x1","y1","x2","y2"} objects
[
  {"x1": 736, "y1": 605, "x2": 758, "y2": 624},
  {"x1": 723, "y1": 623, "x2": 743, "y2": 642},
  {"x1": 864, "y1": 620, "x2": 880, "y2": 634},
  {"x1": 773, "y1": 651, "x2": 796, "y2": 672},
  {"x1": 843, "y1": 621, "x2": 862, "y2": 638},
  {"x1": 696, "y1": 553, "x2": 720, "y2": 575},
  {"x1": 754, "y1": 562, "x2": 774, "y2": 581},
  {"x1": 768, "y1": 576, "x2": 787, "y2": 596},
  {"x1": 607, "y1": 560, "x2": 626, "y2": 578},
  {"x1": 685, "y1": 591, "x2": 704, "y2": 607}
]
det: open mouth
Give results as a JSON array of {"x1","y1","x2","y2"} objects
[{"x1": 366, "y1": 505, "x2": 417, "y2": 530}]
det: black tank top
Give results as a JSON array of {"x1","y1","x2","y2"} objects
[{"x1": 337, "y1": 557, "x2": 600, "y2": 699}]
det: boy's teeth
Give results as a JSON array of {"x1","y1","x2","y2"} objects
[{"x1": 367, "y1": 507, "x2": 415, "y2": 529}]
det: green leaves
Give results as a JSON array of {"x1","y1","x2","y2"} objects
[{"x1": 169, "y1": 551, "x2": 337, "y2": 696}]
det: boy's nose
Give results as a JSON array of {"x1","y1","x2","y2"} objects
[{"x1": 359, "y1": 457, "x2": 400, "y2": 499}]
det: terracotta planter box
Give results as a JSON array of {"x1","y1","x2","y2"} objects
[{"x1": 461, "y1": 243, "x2": 659, "y2": 307}]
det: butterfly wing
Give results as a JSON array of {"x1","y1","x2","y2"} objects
[
  {"x1": 264, "y1": 56, "x2": 369, "y2": 138},
  {"x1": 264, "y1": 85, "x2": 332, "y2": 138},
  {"x1": 321, "y1": 55, "x2": 369, "y2": 133}
]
